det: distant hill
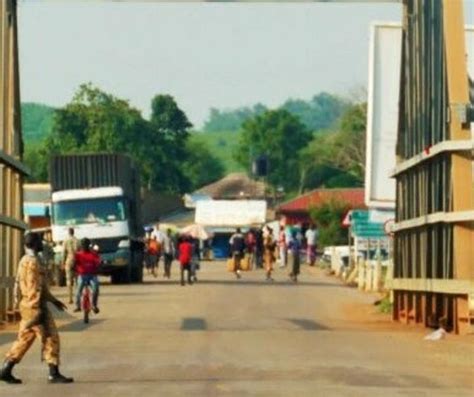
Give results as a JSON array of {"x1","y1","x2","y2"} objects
[
  {"x1": 202, "y1": 92, "x2": 350, "y2": 133},
  {"x1": 21, "y1": 103, "x2": 55, "y2": 144}
]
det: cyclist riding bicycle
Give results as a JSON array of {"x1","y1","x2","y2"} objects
[{"x1": 73, "y1": 238, "x2": 101, "y2": 314}]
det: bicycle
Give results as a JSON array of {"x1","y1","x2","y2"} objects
[{"x1": 81, "y1": 279, "x2": 92, "y2": 324}]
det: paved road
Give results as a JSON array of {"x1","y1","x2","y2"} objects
[{"x1": 1, "y1": 262, "x2": 473, "y2": 396}]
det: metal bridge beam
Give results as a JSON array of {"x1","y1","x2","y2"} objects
[{"x1": 0, "y1": 0, "x2": 25, "y2": 323}]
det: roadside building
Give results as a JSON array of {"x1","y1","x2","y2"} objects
[
  {"x1": 24, "y1": 183, "x2": 51, "y2": 229},
  {"x1": 277, "y1": 188, "x2": 366, "y2": 225}
]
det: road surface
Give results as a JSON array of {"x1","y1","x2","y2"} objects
[{"x1": 1, "y1": 262, "x2": 473, "y2": 396}]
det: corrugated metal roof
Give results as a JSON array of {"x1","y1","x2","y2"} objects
[
  {"x1": 278, "y1": 188, "x2": 366, "y2": 213},
  {"x1": 195, "y1": 173, "x2": 266, "y2": 200}
]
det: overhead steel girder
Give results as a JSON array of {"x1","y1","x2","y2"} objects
[{"x1": 28, "y1": 0, "x2": 402, "y2": 3}]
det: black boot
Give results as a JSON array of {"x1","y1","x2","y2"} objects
[
  {"x1": 48, "y1": 364, "x2": 74, "y2": 384},
  {"x1": 0, "y1": 360, "x2": 22, "y2": 384}
]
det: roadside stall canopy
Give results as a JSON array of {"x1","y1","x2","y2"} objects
[
  {"x1": 195, "y1": 200, "x2": 267, "y2": 227},
  {"x1": 180, "y1": 224, "x2": 213, "y2": 240}
]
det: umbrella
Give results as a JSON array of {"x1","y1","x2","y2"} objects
[{"x1": 180, "y1": 224, "x2": 213, "y2": 240}]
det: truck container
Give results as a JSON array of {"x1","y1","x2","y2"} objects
[{"x1": 49, "y1": 153, "x2": 144, "y2": 283}]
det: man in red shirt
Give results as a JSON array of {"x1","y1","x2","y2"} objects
[
  {"x1": 73, "y1": 238, "x2": 101, "y2": 313},
  {"x1": 178, "y1": 236, "x2": 193, "y2": 286}
]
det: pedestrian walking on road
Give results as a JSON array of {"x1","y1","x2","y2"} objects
[
  {"x1": 63, "y1": 227, "x2": 78, "y2": 304},
  {"x1": 278, "y1": 225, "x2": 287, "y2": 268},
  {"x1": 305, "y1": 224, "x2": 319, "y2": 266},
  {"x1": 190, "y1": 237, "x2": 201, "y2": 283},
  {"x1": 178, "y1": 236, "x2": 194, "y2": 286},
  {"x1": 246, "y1": 229, "x2": 257, "y2": 269},
  {"x1": 263, "y1": 227, "x2": 276, "y2": 281},
  {"x1": 229, "y1": 228, "x2": 246, "y2": 279},
  {"x1": 288, "y1": 231, "x2": 301, "y2": 282},
  {"x1": 0, "y1": 232, "x2": 74, "y2": 385},
  {"x1": 145, "y1": 236, "x2": 160, "y2": 277},
  {"x1": 163, "y1": 229, "x2": 175, "y2": 279},
  {"x1": 255, "y1": 228, "x2": 264, "y2": 269}
]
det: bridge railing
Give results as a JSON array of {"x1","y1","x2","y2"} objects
[{"x1": 0, "y1": 0, "x2": 27, "y2": 324}]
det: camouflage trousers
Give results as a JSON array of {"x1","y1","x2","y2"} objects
[
  {"x1": 5, "y1": 309, "x2": 60, "y2": 366},
  {"x1": 65, "y1": 258, "x2": 75, "y2": 287}
]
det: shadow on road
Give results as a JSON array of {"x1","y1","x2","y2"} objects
[
  {"x1": 181, "y1": 317, "x2": 208, "y2": 331},
  {"x1": 189, "y1": 279, "x2": 343, "y2": 288},
  {"x1": 58, "y1": 319, "x2": 105, "y2": 332},
  {"x1": 286, "y1": 318, "x2": 330, "y2": 331},
  {"x1": 0, "y1": 332, "x2": 15, "y2": 347},
  {"x1": 101, "y1": 279, "x2": 342, "y2": 289}
]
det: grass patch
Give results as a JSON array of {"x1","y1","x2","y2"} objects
[{"x1": 378, "y1": 296, "x2": 392, "y2": 314}]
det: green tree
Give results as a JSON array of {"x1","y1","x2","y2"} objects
[
  {"x1": 182, "y1": 139, "x2": 225, "y2": 190},
  {"x1": 21, "y1": 103, "x2": 55, "y2": 144},
  {"x1": 36, "y1": 84, "x2": 197, "y2": 193},
  {"x1": 298, "y1": 103, "x2": 367, "y2": 192},
  {"x1": 234, "y1": 109, "x2": 312, "y2": 191},
  {"x1": 23, "y1": 143, "x2": 49, "y2": 182},
  {"x1": 281, "y1": 92, "x2": 349, "y2": 132},
  {"x1": 203, "y1": 104, "x2": 267, "y2": 132},
  {"x1": 149, "y1": 94, "x2": 193, "y2": 193},
  {"x1": 309, "y1": 200, "x2": 350, "y2": 247}
]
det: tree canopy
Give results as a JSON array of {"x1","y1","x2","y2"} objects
[
  {"x1": 202, "y1": 92, "x2": 348, "y2": 133},
  {"x1": 21, "y1": 103, "x2": 54, "y2": 144},
  {"x1": 234, "y1": 109, "x2": 312, "y2": 191},
  {"x1": 298, "y1": 103, "x2": 367, "y2": 192},
  {"x1": 25, "y1": 84, "x2": 224, "y2": 193}
]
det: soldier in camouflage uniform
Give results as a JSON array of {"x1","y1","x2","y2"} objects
[
  {"x1": 0, "y1": 232, "x2": 74, "y2": 384},
  {"x1": 63, "y1": 228, "x2": 78, "y2": 304}
]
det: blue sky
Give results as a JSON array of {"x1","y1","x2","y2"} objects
[{"x1": 17, "y1": 1, "x2": 473, "y2": 127}]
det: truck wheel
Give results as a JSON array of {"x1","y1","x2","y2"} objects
[
  {"x1": 111, "y1": 267, "x2": 131, "y2": 284},
  {"x1": 111, "y1": 271, "x2": 121, "y2": 284},
  {"x1": 131, "y1": 264, "x2": 143, "y2": 283}
]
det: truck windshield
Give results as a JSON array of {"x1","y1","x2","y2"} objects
[{"x1": 53, "y1": 197, "x2": 128, "y2": 226}]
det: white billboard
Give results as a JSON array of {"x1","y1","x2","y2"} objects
[
  {"x1": 365, "y1": 23, "x2": 401, "y2": 209},
  {"x1": 365, "y1": 23, "x2": 474, "y2": 209},
  {"x1": 195, "y1": 200, "x2": 267, "y2": 227}
]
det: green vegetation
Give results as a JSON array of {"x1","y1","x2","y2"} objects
[
  {"x1": 23, "y1": 84, "x2": 224, "y2": 192},
  {"x1": 203, "y1": 104, "x2": 267, "y2": 133},
  {"x1": 21, "y1": 103, "x2": 55, "y2": 143},
  {"x1": 309, "y1": 200, "x2": 350, "y2": 247},
  {"x1": 233, "y1": 102, "x2": 367, "y2": 195},
  {"x1": 202, "y1": 92, "x2": 349, "y2": 133},
  {"x1": 299, "y1": 103, "x2": 366, "y2": 192},
  {"x1": 377, "y1": 296, "x2": 393, "y2": 314},
  {"x1": 189, "y1": 130, "x2": 244, "y2": 174},
  {"x1": 21, "y1": 89, "x2": 367, "y2": 195},
  {"x1": 235, "y1": 109, "x2": 312, "y2": 192}
]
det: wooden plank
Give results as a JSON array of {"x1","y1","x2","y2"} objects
[
  {"x1": 443, "y1": 0, "x2": 474, "y2": 281},
  {"x1": 0, "y1": 276, "x2": 14, "y2": 289},
  {"x1": 0, "y1": 214, "x2": 27, "y2": 230},
  {"x1": 390, "y1": 278, "x2": 474, "y2": 294},
  {"x1": 391, "y1": 139, "x2": 473, "y2": 177},
  {"x1": 392, "y1": 210, "x2": 474, "y2": 232}
]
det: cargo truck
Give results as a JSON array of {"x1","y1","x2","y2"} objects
[{"x1": 49, "y1": 154, "x2": 144, "y2": 283}]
